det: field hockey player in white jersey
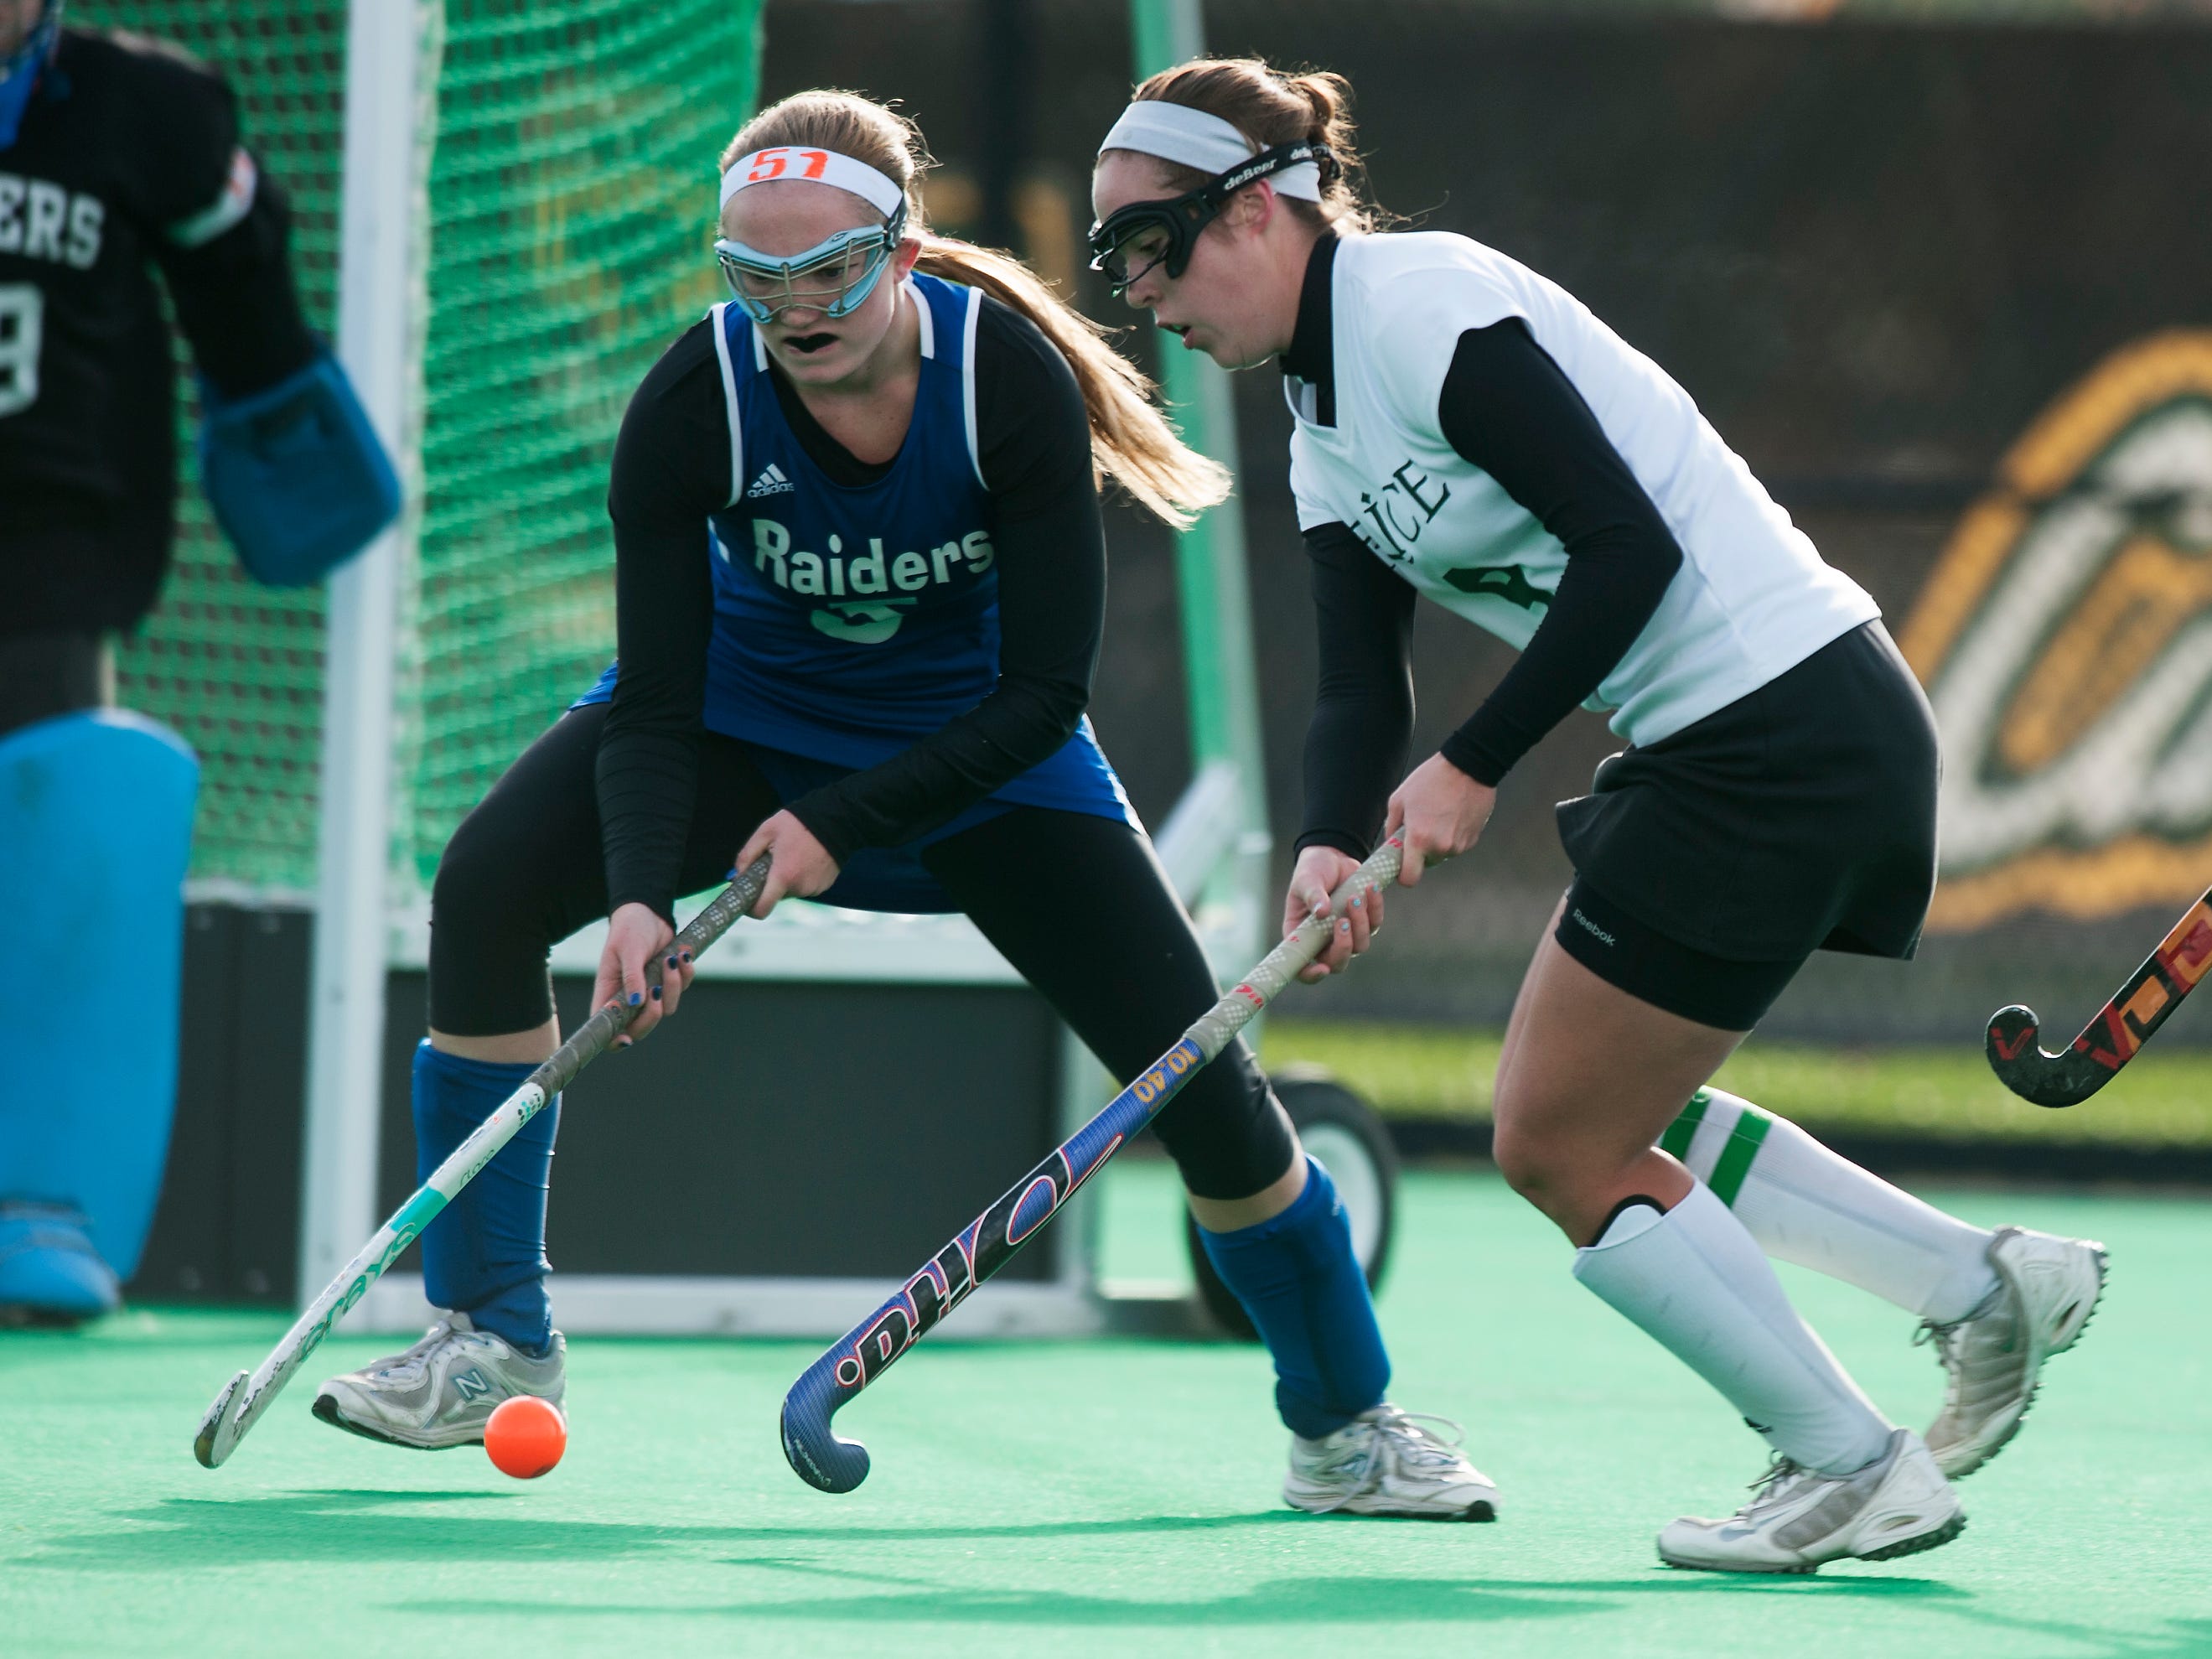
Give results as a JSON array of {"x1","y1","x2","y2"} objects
[
  {"x1": 1092, "y1": 59, "x2": 2108, "y2": 1573},
  {"x1": 310, "y1": 89, "x2": 1495, "y2": 1522}
]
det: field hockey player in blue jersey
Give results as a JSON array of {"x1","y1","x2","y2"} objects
[
  {"x1": 312, "y1": 89, "x2": 1496, "y2": 1521},
  {"x1": 1092, "y1": 57, "x2": 2107, "y2": 1571}
]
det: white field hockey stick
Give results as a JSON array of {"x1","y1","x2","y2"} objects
[
  {"x1": 780, "y1": 835, "x2": 1405, "y2": 1493},
  {"x1": 193, "y1": 854, "x2": 774, "y2": 1469}
]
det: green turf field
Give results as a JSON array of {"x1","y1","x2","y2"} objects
[{"x1": 3, "y1": 1164, "x2": 2206, "y2": 1656}]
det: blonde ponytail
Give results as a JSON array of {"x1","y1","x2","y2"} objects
[
  {"x1": 914, "y1": 236, "x2": 1229, "y2": 527},
  {"x1": 725, "y1": 91, "x2": 1230, "y2": 528}
]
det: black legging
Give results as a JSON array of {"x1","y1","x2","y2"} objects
[{"x1": 428, "y1": 704, "x2": 1298, "y2": 1200}]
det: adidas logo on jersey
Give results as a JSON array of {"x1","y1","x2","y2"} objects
[{"x1": 746, "y1": 464, "x2": 795, "y2": 499}]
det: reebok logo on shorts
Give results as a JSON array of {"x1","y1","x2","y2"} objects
[{"x1": 1570, "y1": 908, "x2": 1616, "y2": 948}]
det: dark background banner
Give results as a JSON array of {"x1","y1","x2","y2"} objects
[{"x1": 755, "y1": 4, "x2": 2212, "y2": 1038}]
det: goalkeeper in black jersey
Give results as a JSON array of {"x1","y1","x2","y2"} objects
[{"x1": 0, "y1": 3, "x2": 396, "y2": 1323}]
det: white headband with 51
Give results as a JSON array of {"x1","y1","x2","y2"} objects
[{"x1": 719, "y1": 147, "x2": 907, "y2": 219}]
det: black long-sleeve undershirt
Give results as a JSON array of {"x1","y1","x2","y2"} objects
[
  {"x1": 597, "y1": 295, "x2": 1105, "y2": 920},
  {"x1": 1298, "y1": 523, "x2": 1417, "y2": 859},
  {"x1": 1298, "y1": 317, "x2": 1685, "y2": 858},
  {"x1": 155, "y1": 176, "x2": 319, "y2": 400}
]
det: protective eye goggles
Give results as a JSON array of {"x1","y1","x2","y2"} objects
[
  {"x1": 714, "y1": 202, "x2": 909, "y2": 324},
  {"x1": 1087, "y1": 141, "x2": 1332, "y2": 295}
]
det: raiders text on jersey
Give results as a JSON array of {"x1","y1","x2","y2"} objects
[{"x1": 0, "y1": 173, "x2": 101, "y2": 267}]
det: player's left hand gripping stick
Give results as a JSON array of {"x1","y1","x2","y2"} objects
[
  {"x1": 191, "y1": 856, "x2": 774, "y2": 1470},
  {"x1": 780, "y1": 836, "x2": 1407, "y2": 1494}
]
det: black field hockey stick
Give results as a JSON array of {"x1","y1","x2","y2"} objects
[
  {"x1": 193, "y1": 855, "x2": 774, "y2": 1469},
  {"x1": 779, "y1": 836, "x2": 1406, "y2": 1494},
  {"x1": 1986, "y1": 884, "x2": 2212, "y2": 1107}
]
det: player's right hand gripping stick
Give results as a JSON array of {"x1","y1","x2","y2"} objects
[{"x1": 779, "y1": 836, "x2": 1406, "y2": 1494}]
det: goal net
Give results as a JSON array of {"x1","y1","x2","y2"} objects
[{"x1": 75, "y1": 0, "x2": 764, "y2": 900}]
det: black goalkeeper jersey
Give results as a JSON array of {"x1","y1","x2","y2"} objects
[{"x1": 0, "y1": 28, "x2": 315, "y2": 639}]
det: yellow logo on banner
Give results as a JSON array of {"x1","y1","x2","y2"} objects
[{"x1": 1900, "y1": 332, "x2": 2212, "y2": 931}]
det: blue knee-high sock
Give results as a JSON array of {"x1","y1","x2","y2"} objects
[
  {"x1": 1197, "y1": 1157, "x2": 1390, "y2": 1439},
  {"x1": 412, "y1": 1041, "x2": 557, "y2": 1356}
]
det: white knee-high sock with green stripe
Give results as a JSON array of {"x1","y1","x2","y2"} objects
[
  {"x1": 1573, "y1": 1183, "x2": 1894, "y2": 1475},
  {"x1": 1662, "y1": 1089, "x2": 2000, "y2": 1324}
]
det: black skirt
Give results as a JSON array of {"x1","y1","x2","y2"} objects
[{"x1": 1554, "y1": 620, "x2": 1939, "y2": 964}]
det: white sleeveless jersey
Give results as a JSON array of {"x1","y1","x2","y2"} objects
[{"x1": 1286, "y1": 232, "x2": 1878, "y2": 748}]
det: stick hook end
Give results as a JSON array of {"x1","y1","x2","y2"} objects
[{"x1": 193, "y1": 1370, "x2": 249, "y2": 1469}]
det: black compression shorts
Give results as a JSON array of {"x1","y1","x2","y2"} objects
[{"x1": 1551, "y1": 620, "x2": 1940, "y2": 1029}]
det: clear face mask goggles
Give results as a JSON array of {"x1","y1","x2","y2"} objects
[
  {"x1": 714, "y1": 201, "x2": 909, "y2": 324},
  {"x1": 1087, "y1": 141, "x2": 1332, "y2": 296}
]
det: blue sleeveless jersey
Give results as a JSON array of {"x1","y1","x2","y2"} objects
[{"x1": 578, "y1": 276, "x2": 1134, "y2": 910}]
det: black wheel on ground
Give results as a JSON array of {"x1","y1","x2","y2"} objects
[{"x1": 1185, "y1": 1065, "x2": 1400, "y2": 1341}]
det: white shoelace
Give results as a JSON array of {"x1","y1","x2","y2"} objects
[
  {"x1": 367, "y1": 1318, "x2": 464, "y2": 1382},
  {"x1": 1911, "y1": 1316, "x2": 1966, "y2": 1387},
  {"x1": 1914, "y1": 1281, "x2": 2018, "y2": 1413},
  {"x1": 1307, "y1": 1408, "x2": 1472, "y2": 1513},
  {"x1": 1734, "y1": 1452, "x2": 1821, "y2": 1519},
  {"x1": 1368, "y1": 1408, "x2": 1471, "y2": 1469}
]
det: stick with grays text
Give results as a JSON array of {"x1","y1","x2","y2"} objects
[
  {"x1": 779, "y1": 835, "x2": 1406, "y2": 1494},
  {"x1": 193, "y1": 855, "x2": 774, "y2": 1469}
]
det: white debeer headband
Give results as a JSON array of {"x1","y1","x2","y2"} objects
[
  {"x1": 1096, "y1": 101, "x2": 1324, "y2": 201},
  {"x1": 718, "y1": 146, "x2": 907, "y2": 218}
]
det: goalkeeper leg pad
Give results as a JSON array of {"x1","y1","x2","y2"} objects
[
  {"x1": 199, "y1": 352, "x2": 401, "y2": 587},
  {"x1": 0, "y1": 713, "x2": 199, "y2": 1309}
]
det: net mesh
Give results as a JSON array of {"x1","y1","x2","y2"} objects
[
  {"x1": 77, "y1": 0, "x2": 764, "y2": 898},
  {"x1": 80, "y1": 2, "x2": 345, "y2": 894}
]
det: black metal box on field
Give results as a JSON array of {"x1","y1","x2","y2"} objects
[
  {"x1": 374, "y1": 972, "x2": 1070, "y2": 1286},
  {"x1": 137, "y1": 905, "x2": 1091, "y2": 1322}
]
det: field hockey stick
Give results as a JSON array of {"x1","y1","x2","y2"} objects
[
  {"x1": 780, "y1": 835, "x2": 1406, "y2": 1495},
  {"x1": 1986, "y1": 884, "x2": 2212, "y2": 1107},
  {"x1": 192, "y1": 854, "x2": 774, "y2": 1470}
]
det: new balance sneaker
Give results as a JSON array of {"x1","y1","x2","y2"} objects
[
  {"x1": 1920, "y1": 1226, "x2": 2107, "y2": 1479},
  {"x1": 1658, "y1": 1428, "x2": 1963, "y2": 1574},
  {"x1": 312, "y1": 1312, "x2": 566, "y2": 1449},
  {"x1": 1284, "y1": 1405, "x2": 1499, "y2": 1520}
]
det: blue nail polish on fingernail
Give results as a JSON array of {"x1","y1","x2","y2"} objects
[
  {"x1": 627, "y1": 992, "x2": 641, "y2": 1006},
  {"x1": 1350, "y1": 897, "x2": 1363, "y2": 909},
  {"x1": 666, "y1": 955, "x2": 678, "y2": 969},
  {"x1": 650, "y1": 985, "x2": 661, "y2": 1001},
  {"x1": 725, "y1": 868, "x2": 739, "y2": 881}
]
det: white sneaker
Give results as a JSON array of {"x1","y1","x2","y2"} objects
[
  {"x1": 1658, "y1": 1428, "x2": 1963, "y2": 1574},
  {"x1": 1284, "y1": 1404, "x2": 1499, "y2": 1521},
  {"x1": 1919, "y1": 1226, "x2": 2107, "y2": 1479},
  {"x1": 312, "y1": 1311, "x2": 567, "y2": 1449}
]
